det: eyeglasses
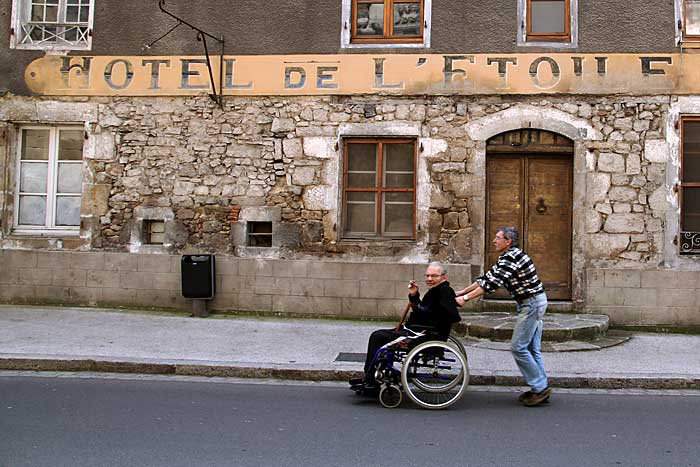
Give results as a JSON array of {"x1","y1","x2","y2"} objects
[{"x1": 424, "y1": 274, "x2": 445, "y2": 278}]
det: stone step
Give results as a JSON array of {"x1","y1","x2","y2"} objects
[
  {"x1": 453, "y1": 311, "x2": 610, "y2": 343},
  {"x1": 478, "y1": 299, "x2": 574, "y2": 313}
]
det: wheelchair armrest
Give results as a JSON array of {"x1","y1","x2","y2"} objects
[{"x1": 406, "y1": 324, "x2": 445, "y2": 339}]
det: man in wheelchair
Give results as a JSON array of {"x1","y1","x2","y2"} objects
[{"x1": 349, "y1": 262, "x2": 462, "y2": 395}]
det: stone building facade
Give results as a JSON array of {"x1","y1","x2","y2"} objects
[{"x1": 1, "y1": 0, "x2": 699, "y2": 326}]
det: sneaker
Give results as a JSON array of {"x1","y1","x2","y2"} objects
[
  {"x1": 522, "y1": 387, "x2": 552, "y2": 406},
  {"x1": 518, "y1": 390, "x2": 550, "y2": 403}
]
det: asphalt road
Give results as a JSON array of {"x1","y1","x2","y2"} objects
[{"x1": 1, "y1": 374, "x2": 699, "y2": 467}]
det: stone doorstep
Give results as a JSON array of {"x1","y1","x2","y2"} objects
[
  {"x1": 480, "y1": 300, "x2": 573, "y2": 313},
  {"x1": 461, "y1": 331, "x2": 631, "y2": 353},
  {"x1": 454, "y1": 312, "x2": 611, "y2": 344}
]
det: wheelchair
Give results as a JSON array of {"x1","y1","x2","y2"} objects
[{"x1": 353, "y1": 305, "x2": 469, "y2": 410}]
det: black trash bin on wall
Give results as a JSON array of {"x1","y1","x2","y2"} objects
[{"x1": 181, "y1": 254, "x2": 216, "y2": 299}]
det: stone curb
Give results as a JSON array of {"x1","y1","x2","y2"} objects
[{"x1": 2, "y1": 356, "x2": 699, "y2": 390}]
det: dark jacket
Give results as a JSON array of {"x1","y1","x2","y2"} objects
[{"x1": 406, "y1": 281, "x2": 461, "y2": 339}]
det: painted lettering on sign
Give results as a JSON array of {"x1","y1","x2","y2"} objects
[{"x1": 26, "y1": 54, "x2": 682, "y2": 97}]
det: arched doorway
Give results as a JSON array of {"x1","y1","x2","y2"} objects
[{"x1": 485, "y1": 129, "x2": 574, "y2": 300}]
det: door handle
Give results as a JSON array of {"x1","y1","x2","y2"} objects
[{"x1": 536, "y1": 198, "x2": 547, "y2": 214}]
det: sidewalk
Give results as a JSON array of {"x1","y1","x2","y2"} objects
[{"x1": 1, "y1": 304, "x2": 699, "y2": 390}]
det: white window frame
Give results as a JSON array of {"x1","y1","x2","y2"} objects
[
  {"x1": 13, "y1": 125, "x2": 84, "y2": 235},
  {"x1": 341, "y1": 0, "x2": 431, "y2": 49},
  {"x1": 10, "y1": 0, "x2": 95, "y2": 51},
  {"x1": 517, "y1": 0, "x2": 578, "y2": 48}
]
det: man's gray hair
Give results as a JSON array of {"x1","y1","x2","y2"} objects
[
  {"x1": 497, "y1": 226, "x2": 519, "y2": 247},
  {"x1": 428, "y1": 261, "x2": 447, "y2": 275}
]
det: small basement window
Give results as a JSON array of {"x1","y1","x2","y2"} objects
[
  {"x1": 247, "y1": 221, "x2": 272, "y2": 247},
  {"x1": 144, "y1": 220, "x2": 165, "y2": 245}
]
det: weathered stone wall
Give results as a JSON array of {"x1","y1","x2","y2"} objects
[
  {"x1": 1, "y1": 92, "x2": 698, "y2": 324},
  {"x1": 80, "y1": 95, "x2": 669, "y2": 268},
  {"x1": 582, "y1": 101, "x2": 669, "y2": 267}
]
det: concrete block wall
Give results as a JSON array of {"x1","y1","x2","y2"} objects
[
  {"x1": 0, "y1": 250, "x2": 472, "y2": 319},
  {"x1": 586, "y1": 268, "x2": 700, "y2": 326}
]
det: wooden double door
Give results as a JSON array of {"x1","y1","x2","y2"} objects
[{"x1": 485, "y1": 133, "x2": 573, "y2": 300}]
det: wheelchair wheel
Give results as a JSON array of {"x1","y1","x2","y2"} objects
[
  {"x1": 401, "y1": 341, "x2": 468, "y2": 410},
  {"x1": 408, "y1": 338, "x2": 468, "y2": 393},
  {"x1": 379, "y1": 384, "x2": 402, "y2": 408},
  {"x1": 448, "y1": 335, "x2": 467, "y2": 358}
]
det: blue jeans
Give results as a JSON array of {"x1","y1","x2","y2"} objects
[{"x1": 510, "y1": 293, "x2": 548, "y2": 393}]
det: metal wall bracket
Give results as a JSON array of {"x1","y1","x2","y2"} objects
[{"x1": 158, "y1": 0, "x2": 225, "y2": 108}]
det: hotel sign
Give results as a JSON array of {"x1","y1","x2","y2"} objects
[{"x1": 24, "y1": 54, "x2": 696, "y2": 96}]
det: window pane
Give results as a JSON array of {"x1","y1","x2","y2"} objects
[
  {"x1": 55, "y1": 196, "x2": 81, "y2": 226},
  {"x1": 384, "y1": 142, "x2": 414, "y2": 188},
  {"x1": 383, "y1": 192, "x2": 413, "y2": 234},
  {"x1": 384, "y1": 143, "x2": 414, "y2": 171},
  {"x1": 347, "y1": 143, "x2": 377, "y2": 188},
  {"x1": 31, "y1": 5, "x2": 44, "y2": 21},
  {"x1": 150, "y1": 221, "x2": 166, "y2": 233},
  {"x1": 385, "y1": 192, "x2": 413, "y2": 202},
  {"x1": 356, "y1": 3, "x2": 384, "y2": 36},
  {"x1": 20, "y1": 162, "x2": 48, "y2": 193},
  {"x1": 347, "y1": 191, "x2": 376, "y2": 202},
  {"x1": 58, "y1": 130, "x2": 84, "y2": 160},
  {"x1": 57, "y1": 163, "x2": 82, "y2": 193},
  {"x1": 150, "y1": 232, "x2": 165, "y2": 244},
  {"x1": 347, "y1": 143, "x2": 377, "y2": 171},
  {"x1": 346, "y1": 192, "x2": 376, "y2": 233},
  {"x1": 531, "y1": 0, "x2": 566, "y2": 33},
  {"x1": 22, "y1": 130, "x2": 50, "y2": 160},
  {"x1": 19, "y1": 195, "x2": 47, "y2": 225},
  {"x1": 682, "y1": 187, "x2": 700, "y2": 231},
  {"x1": 384, "y1": 174, "x2": 414, "y2": 188},
  {"x1": 46, "y1": 5, "x2": 58, "y2": 22},
  {"x1": 392, "y1": 2, "x2": 421, "y2": 36},
  {"x1": 683, "y1": 120, "x2": 700, "y2": 183},
  {"x1": 80, "y1": 6, "x2": 90, "y2": 23},
  {"x1": 348, "y1": 173, "x2": 377, "y2": 188},
  {"x1": 688, "y1": 0, "x2": 700, "y2": 35},
  {"x1": 66, "y1": 5, "x2": 78, "y2": 22}
]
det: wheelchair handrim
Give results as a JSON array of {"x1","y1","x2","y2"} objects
[{"x1": 400, "y1": 341, "x2": 469, "y2": 409}]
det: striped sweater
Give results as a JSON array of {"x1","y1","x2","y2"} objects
[{"x1": 476, "y1": 247, "x2": 545, "y2": 301}]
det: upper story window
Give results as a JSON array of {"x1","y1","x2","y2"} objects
[
  {"x1": 341, "y1": 0, "x2": 431, "y2": 48},
  {"x1": 14, "y1": 126, "x2": 84, "y2": 234},
  {"x1": 342, "y1": 138, "x2": 416, "y2": 240},
  {"x1": 680, "y1": 117, "x2": 700, "y2": 254},
  {"x1": 527, "y1": 0, "x2": 570, "y2": 42},
  {"x1": 353, "y1": 0, "x2": 423, "y2": 43},
  {"x1": 518, "y1": 0, "x2": 577, "y2": 47},
  {"x1": 10, "y1": 0, "x2": 94, "y2": 50}
]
